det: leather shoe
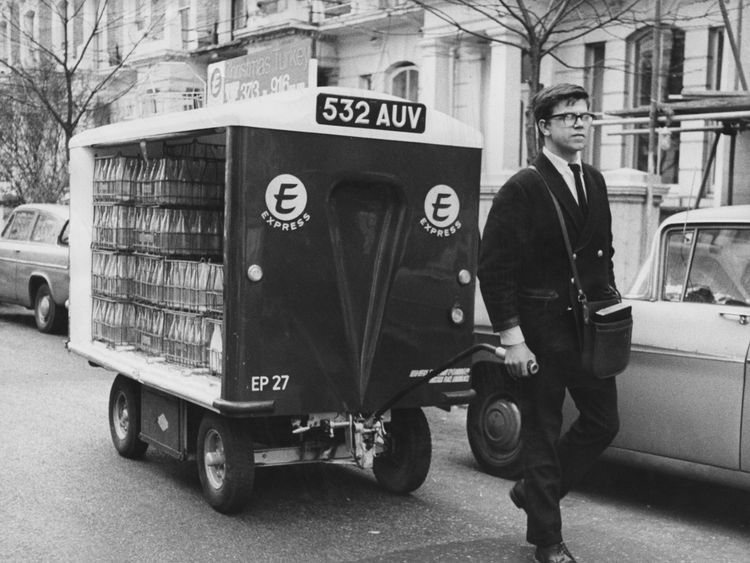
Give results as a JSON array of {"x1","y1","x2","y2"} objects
[
  {"x1": 509, "y1": 479, "x2": 526, "y2": 511},
  {"x1": 534, "y1": 542, "x2": 577, "y2": 563}
]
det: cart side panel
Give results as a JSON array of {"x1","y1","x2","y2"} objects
[
  {"x1": 69, "y1": 146, "x2": 95, "y2": 346},
  {"x1": 224, "y1": 127, "x2": 480, "y2": 414}
]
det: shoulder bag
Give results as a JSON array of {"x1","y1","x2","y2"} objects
[{"x1": 530, "y1": 166, "x2": 633, "y2": 378}]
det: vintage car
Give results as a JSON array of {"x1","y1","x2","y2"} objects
[
  {"x1": 468, "y1": 204, "x2": 750, "y2": 490},
  {"x1": 0, "y1": 203, "x2": 70, "y2": 333}
]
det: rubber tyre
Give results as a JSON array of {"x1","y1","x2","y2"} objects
[
  {"x1": 197, "y1": 414, "x2": 255, "y2": 514},
  {"x1": 373, "y1": 408, "x2": 432, "y2": 494},
  {"x1": 108, "y1": 375, "x2": 149, "y2": 459},
  {"x1": 466, "y1": 367, "x2": 523, "y2": 479},
  {"x1": 34, "y1": 282, "x2": 66, "y2": 334}
]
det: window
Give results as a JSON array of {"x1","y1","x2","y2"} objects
[
  {"x1": 390, "y1": 63, "x2": 418, "y2": 102},
  {"x1": 584, "y1": 42, "x2": 605, "y2": 169},
  {"x1": 359, "y1": 74, "x2": 372, "y2": 90},
  {"x1": 151, "y1": 0, "x2": 165, "y2": 41},
  {"x1": 179, "y1": 0, "x2": 190, "y2": 49},
  {"x1": 627, "y1": 26, "x2": 684, "y2": 184},
  {"x1": 662, "y1": 227, "x2": 750, "y2": 306},
  {"x1": 73, "y1": 0, "x2": 83, "y2": 57},
  {"x1": 2, "y1": 211, "x2": 36, "y2": 241},
  {"x1": 257, "y1": 0, "x2": 287, "y2": 15},
  {"x1": 23, "y1": 10, "x2": 35, "y2": 63},
  {"x1": 232, "y1": 0, "x2": 247, "y2": 30},
  {"x1": 31, "y1": 214, "x2": 64, "y2": 244},
  {"x1": 0, "y1": 22, "x2": 7, "y2": 61},
  {"x1": 707, "y1": 26, "x2": 724, "y2": 90}
]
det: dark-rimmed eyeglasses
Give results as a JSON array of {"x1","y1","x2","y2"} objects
[{"x1": 546, "y1": 112, "x2": 595, "y2": 126}]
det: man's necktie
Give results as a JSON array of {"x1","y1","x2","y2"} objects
[{"x1": 568, "y1": 163, "x2": 588, "y2": 217}]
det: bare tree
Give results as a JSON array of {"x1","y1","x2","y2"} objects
[
  {"x1": 0, "y1": 0, "x2": 164, "y2": 201},
  {"x1": 0, "y1": 66, "x2": 68, "y2": 203},
  {"x1": 0, "y1": 0, "x2": 159, "y2": 156},
  {"x1": 411, "y1": 0, "x2": 663, "y2": 160}
]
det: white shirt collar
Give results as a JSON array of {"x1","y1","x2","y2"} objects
[
  {"x1": 542, "y1": 147, "x2": 584, "y2": 202},
  {"x1": 543, "y1": 146, "x2": 581, "y2": 173}
]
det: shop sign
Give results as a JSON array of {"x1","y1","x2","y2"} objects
[{"x1": 207, "y1": 37, "x2": 312, "y2": 106}]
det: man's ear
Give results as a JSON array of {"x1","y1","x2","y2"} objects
[{"x1": 538, "y1": 119, "x2": 550, "y2": 138}]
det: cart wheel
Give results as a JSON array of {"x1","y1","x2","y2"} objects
[
  {"x1": 373, "y1": 408, "x2": 431, "y2": 494},
  {"x1": 466, "y1": 367, "x2": 523, "y2": 479},
  {"x1": 108, "y1": 375, "x2": 148, "y2": 459},
  {"x1": 197, "y1": 413, "x2": 255, "y2": 514}
]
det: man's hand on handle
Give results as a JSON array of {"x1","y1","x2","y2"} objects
[{"x1": 503, "y1": 342, "x2": 538, "y2": 378}]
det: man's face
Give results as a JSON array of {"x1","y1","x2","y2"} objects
[{"x1": 539, "y1": 98, "x2": 591, "y2": 160}]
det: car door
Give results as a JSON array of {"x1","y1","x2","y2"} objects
[
  {"x1": 614, "y1": 224, "x2": 750, "y2": 470},
  {"x1": 24, "y1": 211, "x2": 69, "y2": 305},
  {"x1": 0, "y1": 209, "x2": 38, "y2": 302}
]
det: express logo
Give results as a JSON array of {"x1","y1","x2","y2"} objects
[
  {"x1": 420, "y1": 184, "x2": 462, "y2": 237},
  {"x1": 209, "y1": 66, "x2": 224, "y2": 99},
  {"x1": 262, "y1": 174, "x2": 311, "y2": 231}
]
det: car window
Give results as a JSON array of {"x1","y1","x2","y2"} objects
[
  {"x1": 30, "y1": 213, "x2": 64, "y2": 244},
  {"x1": 1, "y1": 210, "x2": 36, "y2": 241},
  {"x1": 662, "y1": 226, "x2": 750, "y2": 306}
]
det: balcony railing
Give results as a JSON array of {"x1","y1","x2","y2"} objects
[{"x1": 114, "y1": 90, "x2": 204, "y2": 122}]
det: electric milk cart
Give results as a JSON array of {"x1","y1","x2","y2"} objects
[{"x1": 67, "y1": 87, "x2": 486, "y2": 512}]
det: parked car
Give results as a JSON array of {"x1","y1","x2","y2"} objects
[
  {"x1": 0, "y1": 203, "x2": 70, "y2": 333},
  {"x1": 468, "y1": 204, "x2": 750, "y2": 490}
]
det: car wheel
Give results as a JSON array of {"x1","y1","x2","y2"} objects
[
  {"x1": 373, "y1": 408, "x2": 432, "y2": 494},
  {"x1": 466, "y1": 366, "x2": 523, "y2": 479},
  {"x1": 108, "y1": 375, "x2": 149, "y2": 459},
  {"x1": 197, "y1": 413, "x2": 255, "y2": 514},
  {"x1": 34, "y1": 282, "x2": 66, "y2": 334}
]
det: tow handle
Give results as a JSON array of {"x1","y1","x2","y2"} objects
[{"x1": 370, "y1": 344, "x2": 538, "y2": 421}]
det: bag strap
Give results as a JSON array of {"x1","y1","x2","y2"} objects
[{"x1": 528, "y1": 165, "x2": 591, "y2": 323}]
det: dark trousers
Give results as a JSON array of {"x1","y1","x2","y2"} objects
[{"x1": 518, "y1": 349, "x2": 619, "y2": 547}]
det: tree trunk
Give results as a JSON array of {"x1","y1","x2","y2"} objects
[{"x1": 525, "y1": 53, "x2": 542, "y2": 163}]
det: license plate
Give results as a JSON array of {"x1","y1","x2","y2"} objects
[{"x1": 316, "y1": 94, "x2": 426, "y2": 133}]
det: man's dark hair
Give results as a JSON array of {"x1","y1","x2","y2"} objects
[{"x1": 531, "y1": 83, "x2": 590, "y2": 125}]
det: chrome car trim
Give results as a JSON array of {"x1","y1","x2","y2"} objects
[{"x1": 631, "y1": 344, "x2": 747, "y2": 363}]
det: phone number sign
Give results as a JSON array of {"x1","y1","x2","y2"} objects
[{"x1": 207, "y1": 37, "x2": 311, "y2": 106}]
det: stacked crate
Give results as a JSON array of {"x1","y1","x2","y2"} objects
[{"x1": 90, "y1": 143, "x2": 224, "y2": 373}]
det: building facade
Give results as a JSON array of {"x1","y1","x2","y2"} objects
[{"x1": 0, "y1": 1, "x2": 746, "y2": 209}]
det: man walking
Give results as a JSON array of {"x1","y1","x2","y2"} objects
[{"x1": 477, "y1": 83, "x2": 620, "y2": 563}]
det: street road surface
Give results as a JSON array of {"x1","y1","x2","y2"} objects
[{"x1": 1, "y1": 303, "x2": 749, "y2": 562}]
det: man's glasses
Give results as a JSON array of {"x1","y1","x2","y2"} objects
[{"x1": 546, "y1": 112, "x2": 595, "y2": 126}]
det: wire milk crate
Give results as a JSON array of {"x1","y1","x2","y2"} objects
[
  {"x1": 163, "y1": 310, "x2": 208, "y2": 368},
  {"x1": 203, "y1": 317, "x2": 223, "y2": 376},
  {"x1": 91, "y1": 251, "x2": 134, "y2": 300},
  {"x1": 134, "y1": 304, "x2": 165, "y2": 357},
  {"x1": 153, "y1": 209, "x2": 223, "y2": 257},
  {"x1": 92, "y1": 204, "x2": 135, "y2": 251},
  {"x1": 132, "y1": 254, "x2": 165, "y2": 305},
  {"x1": 92, "y1": 297, "x2": 135, "y2": 348},
  {"x1": 93, "y1": 155, "x2": 140, "y2": 203},
  {"x1": 163, "y1": 259, "x2": 221, "y2": 312}
]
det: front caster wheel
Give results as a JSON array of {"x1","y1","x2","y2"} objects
[
  {"x1": 109, "y1": 375, "x2": 148, "y2": 459},
  {"x1": 373, "y1": 408, "x2": 431, "y2": 494},
  {"x1": 197, "y1": 414, "x2": 255, "y2": 513},
  {"x1": 466, "y1": 369, "x2": 523, "y2": 479}
]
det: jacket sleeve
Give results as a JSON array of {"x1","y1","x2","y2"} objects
[{"x1": 477, "y1": 179, "x2": 530, "y2": 332}]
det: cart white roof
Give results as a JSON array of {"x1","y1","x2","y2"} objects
[{"x1": 70, "y1": 87, "x2": 483, "y2": 149}]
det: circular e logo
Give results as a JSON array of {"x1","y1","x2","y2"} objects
[
  {"x1": 265, "y1": 174, "x2": 308, "y2": 222},
  {"x1": 424, "y1": 185, "x2": 460, "y2": 229}
]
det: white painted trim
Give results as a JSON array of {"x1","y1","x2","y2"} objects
[{"x1": 70, "y1": 87, "x2": 483, "y2": 149}]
